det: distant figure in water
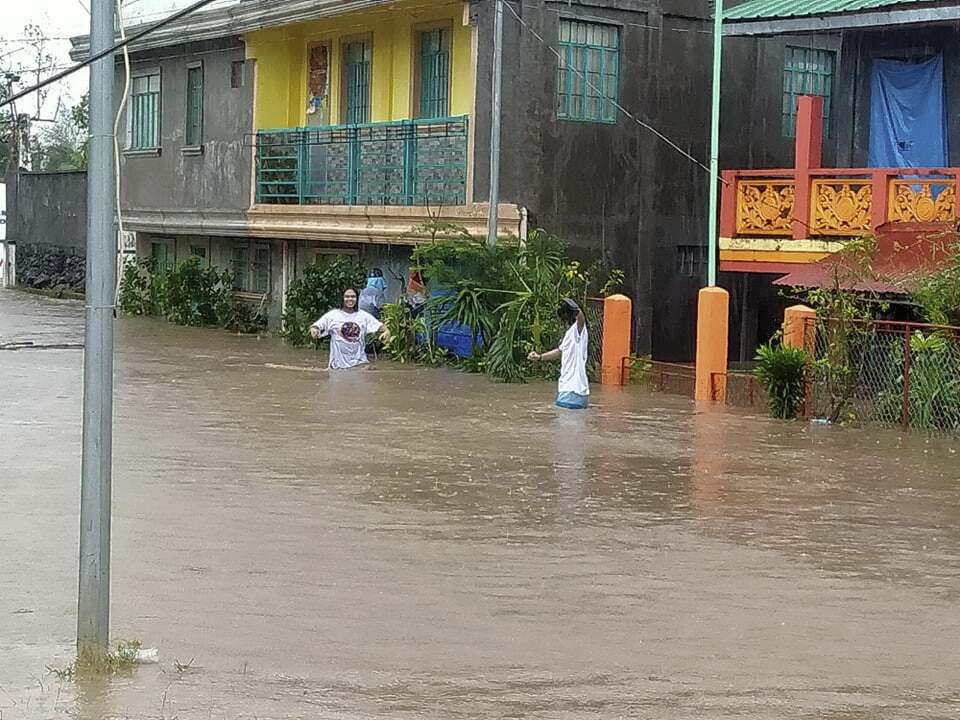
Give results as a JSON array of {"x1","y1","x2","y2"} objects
[
  {"x1": 528, "y1": 298, "x2": 589, "y2": 409},
  {"x1": 310, "y1": 288, "x2": 391, "y2": 370},
  {"x1": 358, "y1": 268, "x2": 387, "y2": 319}
]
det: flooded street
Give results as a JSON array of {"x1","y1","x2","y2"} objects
[{"x1": 2, "y1": 288, "x2": 960, "y2": 719}]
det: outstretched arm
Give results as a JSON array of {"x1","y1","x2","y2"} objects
[{"x1": 528, "y1": 347, "x2": 561, "y2": 363}]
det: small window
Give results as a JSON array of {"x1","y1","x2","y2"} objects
[
  {"x1": 676, "y1": 245, "x2": 705, "y2": 278},
  {"x1": 557, "y1": 19, "x2": 619, "y2": 124},
  {"x1": 342, "y1": 40, "x2": 371, "y2": 125},
  {"x1": 186, "y1": 64, "x2": 203, "y2": 147},
  {"x1": 129, "y1": 71, "x2": 161, "y2": 149},
  {"x1": 231, "y1": 240, "x2": 271, "y2": 294},
  {"x1": 417, "y1": 28, "x2": 450, "y2": 119},
  {"x1": 783, "y1": 47, "x2": 835, "y2": 138},
  {"x1": 150, "y1": 239, "x2": 176, "y2": 271},
  {"x1": 230, "y1": 60, "x2": 245, "y2": 89},
  {"x1": 190, "y1": 244, "x2": 207, "y2": 261}
]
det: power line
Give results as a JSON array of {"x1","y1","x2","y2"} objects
[{"x1": 0, "y1": 0, "x2": 225, "y2": 110}]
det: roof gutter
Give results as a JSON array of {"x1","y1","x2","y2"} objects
[{"x1": 724, "y1": 4, "x2": 960, "y2": 36}]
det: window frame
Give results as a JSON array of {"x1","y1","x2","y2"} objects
[
  {"x1": 184, "y1": 61, "x2": 204, "y2": 150},
  {"x1": 782, "y1": 46, "x2": 836, "y2": 139},
  {"x1": 126, "y1": 68, "x2": 162, "y2": 152},
  {"x1": 340, "y1": 35, "x2": 373, "y2": 125},
  {"x1": 231, "y1": 240, "x2": 272, "y2": 296},
  {"x1": 230, "y1": 59, "x2": 245, "y2": 89},
  {"x1": 556, "y1": 18, "x2": 620, "y2": 125},
  {"x1": 414, "y1": 23, "x2": 452, "y2": 120}
]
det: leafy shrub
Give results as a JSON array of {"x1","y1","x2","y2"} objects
[
  {"x1": 754, "y1": 341, "x2": 809, "y2": 419},
  {"x1": 118, "y1": 259, "x2": 158, "y2": 317},
  {"x1": 281, "y1": 257, "x2": 367, "y2": 346},
  {"x1": 154, "y1": 257, "x2": 233, "y2": 326}
]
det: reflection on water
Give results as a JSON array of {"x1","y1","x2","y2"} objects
[{"x1": 2, "y1": 288, "x2": 959, "y2": 720}]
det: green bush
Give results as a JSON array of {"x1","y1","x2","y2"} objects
[
  {"x1": 280, "y1": 257, "x2": 367, "y2": 346},
  {"x1": 154, "y1": 257, "x2": 233, "y2": 326},
  {"x1": 875, "y1": 331, "x2": 960, "y2": 431},
  {"x1": 117, "y1": 259, "x2": 158, "y2": 317},
  {"x1": 754, "y1": 341, "x2": 809, "y2": 419}
]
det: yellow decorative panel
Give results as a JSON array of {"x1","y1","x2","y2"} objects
[
  {"x1": 888, "y1": 179, "x2": 957, "y2": 223},
  {"x1": 735, "y1": 180, "x2": 795, "y2": 236},
  {"x1": 811, "y1": 179, "x2": 871, "y2": 235}
]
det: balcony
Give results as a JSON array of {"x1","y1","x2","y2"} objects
[
  {"x1": 719, "y1": 96, "x2": 960, "y2": 273},
  {"x1": 254, "y1": 115, "x2": 469, "y2": 208},
  {"x1": 721, "y1": 167, "x2": 960, "y2": 239}
]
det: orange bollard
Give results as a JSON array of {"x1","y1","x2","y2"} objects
[
  {"x1": 783, "y1": 304, "x2": 816, "y2": 354},
  {"x1": 601, "y1": 294, "x2": 632, "y2": 385},
  {"x1": 695, "y1": 287, "x2": 730, "y2": 402}
]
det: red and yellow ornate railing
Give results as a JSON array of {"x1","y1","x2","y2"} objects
[{"x1": 721, "y1": 167, "x2": 960, "y2": 241}]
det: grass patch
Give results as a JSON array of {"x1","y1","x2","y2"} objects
[{"x1": 47, "y1": 640, "x2": 143, "y2": 679}]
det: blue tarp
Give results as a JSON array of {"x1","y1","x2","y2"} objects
[{"x1": 868, "y1": 54, "x2": 948, "y2": 169}]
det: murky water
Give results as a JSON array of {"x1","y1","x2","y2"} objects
[{"x1": 2, "y1": 288, "x2": 959, "y2": 719}]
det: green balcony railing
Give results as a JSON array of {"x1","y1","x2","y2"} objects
[{"x1": 255, "y1": 115, "x2": 469, "y2": 207}]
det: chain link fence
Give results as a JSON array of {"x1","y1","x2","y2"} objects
[{"x1": 806, "y1": 317, "x2": 960, "y2": 435}]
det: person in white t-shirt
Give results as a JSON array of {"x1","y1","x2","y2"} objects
[
  {"x1": 309, "y1": 288, "x2": 391, "y2": 370},
  {"x1": 528, "y1": 298, "x2": 589, "y2": 409}
]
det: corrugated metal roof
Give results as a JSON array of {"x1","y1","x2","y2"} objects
[
  {"x1": 725, "y1": 0, "x2": 931, "y2": 21},
  {"x1": 70, "y1": 0, "x2": 405, "y2": 60}
]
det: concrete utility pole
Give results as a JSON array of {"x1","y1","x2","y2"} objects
[
  {"x1": 77, "y1": 0, "x2": 116, "y2": 656},
  {"x1": 707, "y1": 0, "x2": 723, "y2": 287},
  {"x1": 486, "y1": 0, "x2": 504, "y2": 248}
]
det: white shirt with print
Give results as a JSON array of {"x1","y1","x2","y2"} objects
[
  {"x1": 312, "y1": 309, "x2": 383, "y2": 369},
  {"x1": 557, "y1": 322, "x2": 589, "y2": 396}
]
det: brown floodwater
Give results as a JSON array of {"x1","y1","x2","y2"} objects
[{"x1": 2, "y1": 288, "x2": 959, "y2": 719}]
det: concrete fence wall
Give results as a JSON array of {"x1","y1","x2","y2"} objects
[{"x1": 5, "y1": 171, "x2": 88, "y2": 291}]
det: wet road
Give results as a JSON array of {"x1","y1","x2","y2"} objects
[{"x1": 2, "y1": 288, "x2": 959, "y2": 719}]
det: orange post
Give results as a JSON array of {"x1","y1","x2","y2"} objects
[
  {"x1": 601, "y1": 294, "x2": 632, "y2": 385},
  {"x1": 792, "y1": 95, "x2": 824, "y2": 241},
  {"x1": 695, "y1": 287, "x2": 729, "y2": 402},
  {"x1": 783, "y1": 304, "x2": 816, "y2": 354}
]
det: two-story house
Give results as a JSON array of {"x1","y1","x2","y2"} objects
[
  {"x1": 719, "y1": 0, "x2": 960, "y2": 359},
  {"x1": 71, "y1": 0, "x2": 748, "y2": 360}
]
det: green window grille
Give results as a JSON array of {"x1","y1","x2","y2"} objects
[
  {"x1": 783, "y1": 46, "x2": 835, "y2": 138},
  {"x1": 418, "y1": 28, "x2": 450, "y2": 119},
  {"x1": 151, "y1": 240, "x2": 175, "y2": 271},
  {"x1": 130, "y1": 73, "x2": 161, "y2": 149},
  {"x1": 231, "y1": 243, "x2": 249, "y2": 291},
  {"x1": 186, "y1": 65, "x2": 203, "y2": 146},
  {"x1": 252, "y1": 244, "x2": 271, "y2": 294},
  {"x1": 344, "y1": 41, "x2": 371, "y2": 125},
  {"x1": 557, "y1": 19, "x2": 619, "y2": 124}
]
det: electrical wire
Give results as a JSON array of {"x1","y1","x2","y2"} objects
[
  {"x1": 114, "y1": 0, "x2": 132, "y2": 307},
  {"x1": 502, "y1": 0, "x2": 816, "y2": 235},
  {"x1": 0, "y1": 0, "x2": 225, "y2": 110}
]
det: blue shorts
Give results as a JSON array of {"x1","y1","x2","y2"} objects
[{"x1": 555, "y1": 391, "x2": 589, "y2": 410}]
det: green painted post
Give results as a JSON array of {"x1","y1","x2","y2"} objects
[{"x1": 707, "y1": 0, "x2": 723, "y2": 287}]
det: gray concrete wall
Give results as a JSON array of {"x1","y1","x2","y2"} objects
[
  {"x1": 471, "y1": 0, "x2": 724, "y2": 360},
  {"x1": 115, "y1": 38, "x2": 254, "y2": 213},
  {"x1": 6, "y1": 171, "x2": 88, "y2": 290}
]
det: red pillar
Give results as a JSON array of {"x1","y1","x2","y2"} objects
[
  {"x1": 792, "y1": 95, "x2": 824, "y2": 240},
  {"x1": 719, "y1": 170, "x2": 738, "y2": 239}
]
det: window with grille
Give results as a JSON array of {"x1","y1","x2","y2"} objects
[
  {"x1": 232, "y1": 241, "x2": 271, "y2": 294},
  {"x1": 557, "y1": 19, "x2": 619, "y2": 124},
  {"x1": 186, "y1": 64, "x2": 203, "y2": 147},
  {"x1": 230, "y1": 60, "x2": 245, "y2": 89},
  {"x1": 783, "y1": 46, "x2": 835, "y2": 138},
  {"x1": 418, "y1": 28, "x2": 450, "y2": 119},
  {"x1": 129, "y1": 72, "x2": 161, "y2": 150},
  {"x1": 675, "y1": 245, "x2": 705, "y2": 278},
  {"x1": 151, "y1": 239, "x2": 176, "y2": 271},
  {"x1": 343, "y1": 40, "x2": 371, "y2": 125}
]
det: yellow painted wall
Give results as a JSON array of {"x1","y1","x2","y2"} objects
[{"x1": 245, "y1": 0, "x2": 474, "y2": 131}]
